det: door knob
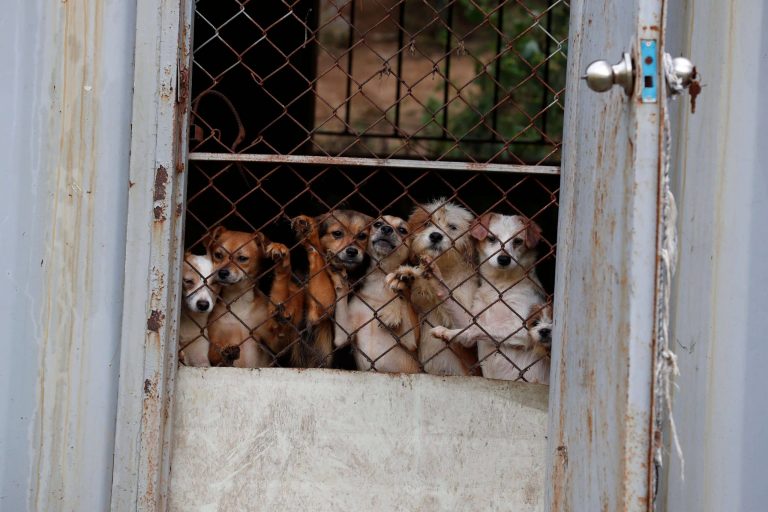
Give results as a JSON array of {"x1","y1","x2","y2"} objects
[
  {"x1": 669, "y1": 56, "x2": 695, "y2": 87},
  {"x1": 583, "y1": 53, "x2": 633, "y2": 94}
]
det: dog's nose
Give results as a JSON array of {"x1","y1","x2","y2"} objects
[
  {"x1": 345, "y1": 246, "x2": 358, "y2": 257},
  {"x1": 217, "y1": 268, "x2": 230, "y2": 279},
  {"x1": 539, "y1": 328, "x2": 552, "y2": 339},
  {"x1": 429, "y1": 232, "x2": 443, "y2": 243},
  {"x1": 497, "y1": 254, "x2": 512, "y2": 266},
  {"x1": 380, "y1": 225, "x2": 393, "y2": 235},
  {"x1": 196, "y1": 299, "x2": 210, "y2": 312}
]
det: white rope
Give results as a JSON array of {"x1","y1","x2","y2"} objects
[{"x1": 654, "y1": 53, "x2": 684, "y2": 483}]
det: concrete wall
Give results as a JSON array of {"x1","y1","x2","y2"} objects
[
  {"x1": 169, "y1": 368, "x2": 548, "y2": 511},
  {"x1": 0, "y1": 0, "x2": 136, "y2": 509},
  {"x1": 664, "y1": 0, "x2": 768, "y2": 510}
]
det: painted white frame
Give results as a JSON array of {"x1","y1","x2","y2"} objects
[{"x1": 111, "y1": 0, "x2": 195, "y2": 509}]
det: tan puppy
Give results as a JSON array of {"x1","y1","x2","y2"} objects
[
  {"x1": 178, "y1": 253, "x2": 221, "y2": 367},
  {"x1": 332, "y1": 216, "x2": 421, "y2": 373},
  {"x1": 290, "y1": 210, "x2": 372, "y2": 368},
  {"x1": 390, "y1": 199, "x2": 479, "y2": 376},
  {"x1": 206, "y1": 227, "x2": 303, "y2": 368},
  {"x1": 430, "y1": 213, "x2": 547, "y2": 381}
]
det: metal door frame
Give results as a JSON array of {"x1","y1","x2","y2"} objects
[
  {"x1": 111, "y1": 0, "x2": 195, "y2": 509},
  {"x1": 111, "y1": 0, "x2": 666, "y2": 510}
]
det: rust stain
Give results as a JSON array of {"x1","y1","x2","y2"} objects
[
  {"x1": 144, "y1": 378, "x2": 153, "y2": 395},
  {"x1": 176, "y1": 203, "x2": 183, "y2": 217},
  {"x1": 147, "y1": 310, "x2": 165, "y2": 332},
  {"x1": 153, "y1": 205, "x2": 166, "y2": 221},
  {"x1": 153, "y1": 165, "x2": 168, "y2": 201}
]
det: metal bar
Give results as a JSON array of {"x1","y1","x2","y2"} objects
[
  {"x1": 539, "y1": 0, "x2": 554, "y2": 139},
  {"x1": 313, "y1": 129, "x2": 553, "y2": 145},
  {"x1": 491, "y1": 0, "x2": 505, "y2": 134},
  {"x1": 393, "y1": 1, "x2": 406, "y2": 132},
  {"x1": 344, "y1": 0, "x2": 356, "y2": 128},
  {"x1": 442, "y1": 2, "x2": 454, "y2": 132},
  {"x1": 188, "y1": 152, "x2": 560, "y2": 174}
]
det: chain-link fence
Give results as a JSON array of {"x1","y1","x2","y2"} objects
[{"x1": 180, "y1": 0, "x2": 568, "y2": 382}]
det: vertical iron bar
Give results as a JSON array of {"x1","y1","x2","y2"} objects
[
  {"x1": 539, "y1": 0, "x2": 554, "y2": 140},
  {"x1": 442, "y1": 2, "x2": 455, "y2": 136},
  {"x1": 393, "y1": 1, "x2": 406, "y2": 133},
  {"x1": 491, "y1": 0, "x2": 505, "y2": 138},
  {"x1": 344, "y1": 0, "x2": 357, "y2": 132}
]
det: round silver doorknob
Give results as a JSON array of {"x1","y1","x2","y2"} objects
[
  {"x1": 671, "y1": 57, "x2": 694, "y2": 87},
  {"x1": 583, "y1": 53, "x2": 634, "y2": 95}
]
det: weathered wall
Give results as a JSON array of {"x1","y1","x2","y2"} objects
[
  {"x1": 663, "y1": 0, "x2": 768, "y2": 510},
  {"x1": 169, "y1": 368, "x2": 548, "y2": 511},
  {"x1": 0, "y1": 0, "x2": 137, "y2": 509}
]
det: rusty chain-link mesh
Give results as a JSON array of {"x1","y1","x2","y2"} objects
[{"x1": 180, "y1": 0, "x2": 567, "y2": 382}]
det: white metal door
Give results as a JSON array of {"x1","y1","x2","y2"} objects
[{"x1": 546, "y1": 1, "x2": 666, "y2": 511}]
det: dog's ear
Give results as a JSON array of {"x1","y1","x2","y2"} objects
[
  {"x1": 252, "y1": 232, "x2": 266, "y2": 252},
  {"x1": 205, "y1": 226, "x2": 227, "y2": 252},
  {"x1": 470, "y1": 213, "x2": 494, "y2": 240},
  {"x1": 524, "y1": 218, "x2": 543, "y2": 249},
  {"x1": 407, "y1": 205, "x2": 430, "y2": 233}
]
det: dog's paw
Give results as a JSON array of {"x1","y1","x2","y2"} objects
[
  {"x1": 291, "y1": 215, "x2": 315, "y2": 239},
  {"x1": 266, "y1": 242, "x2": 290, "y2": 263},
  {"x1": 430, "y1": 325, "x2": 457, "y2": 342},
  {"x1": 386, "y1": 265, "x2": 422, "y2": 293}
]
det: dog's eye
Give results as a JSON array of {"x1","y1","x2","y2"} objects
[
  {"x1": 448, "y1": 223, "x2": 457, "y2": 231},
  {"x1": 356, "y1": 232, "x2": 368, "y2": 240},
  {"x1": 237, "y1": 255, "x2": 249, "y2": 263},
  {"x1": 183, "y1": 279, "x2": 194, "y2": 286},
  {"x1": 213, "y1": 251, "x2": 224, "y2": 260},
  {"x1": 331, "y1": 230, "x2": 343, "y2": 239},
  {"x1": 373, "y1": 221, "x2": 383, "y2": 228},
  {"x1": 512, "y1": 238, "x2": 524, "y2": 247},
  {"x1": 487, "y1": 235, "x2": 497, "y2": 243},
  {"x1": 398, "y1": 226, "x2": 408, "y2": 235}
]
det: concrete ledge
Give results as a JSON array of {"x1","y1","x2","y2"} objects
[{"x1": 168, "y1": 368, "x2": 548, "y2": 511}]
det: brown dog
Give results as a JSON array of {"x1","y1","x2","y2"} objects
[
  {"x1": 333, "y1": 216, "x2": 421, "y2": 373},
  {"x1": 389, "y1": 200, "x2": 480, "y2": 376},
  {"x1": 206, "y1": 227, "x2": 303, "y2": 368},
  {"x1": 290, "y1": 210, "x2": 372, "y2": 368}
]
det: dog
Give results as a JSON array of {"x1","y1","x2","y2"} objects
[
  {"x1": 178, "y1": 252, "x2": 221, "y2": 367},
  {"x1": 389, "y1": 199, "x2": 479, "y2": 376},
  {"x1": 206, "y1": 226, "x2": 303, "y2": 368},
  {"x1": 519, "y1": 303, "x2": 553, "y2": 384},
  {"x1": 290, "y1": 210, "x2": 373, "y2": 368},
  {"x1": 430, "y1": 213, "x2": 548, "y2": 381},
  {"x1": 331, "y1": 216, "x2": 421, "y2": 373}
]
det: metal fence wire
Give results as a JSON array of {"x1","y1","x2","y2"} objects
[{"x1": 180, "y1": 0, "x2": 568, "y2": 382}]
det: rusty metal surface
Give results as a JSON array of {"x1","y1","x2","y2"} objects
[
  {"x1": 545, "y1": 1, "x2": 663, "y2": 511},
  {"x1": 0, "y1": 0, "x2": 137, "y2": 510},
  {"x1": 169, "y1": 368, "x2": 548, "y2": 511},
  {"x1": 111, "y1": 0, "x2": 195, "y2": 510}
]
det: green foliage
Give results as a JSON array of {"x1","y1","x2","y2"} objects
[{"x1": 422, "y1": 0, "x2": 569, "y2": 164}]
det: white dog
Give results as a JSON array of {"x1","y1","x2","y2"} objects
[
  {"x1": 179, "y1": 252, "x2": 221, "y2": 367},
  {"x1": 332, "y1": 216, "x2": 422, "y2": 373},
  {"x1": 430, "y1": 213, "x2": 550, "y2": 382},
  {"x1": 389, "y1": 199, "x2": 480, "y2": 376}
]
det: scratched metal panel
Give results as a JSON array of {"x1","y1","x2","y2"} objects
[
  {"x1": 662, "y1": 0, "x2": 768, "y2": 510},
  {"x1": 545, "y1": 1, "x2": 663, "y2": 510},
  {"x1": 0, "y1": 0, "x2": 137, "y2": 510},
  {"x1": 168, "y1": 368, "x2": 548, "y2": 511}
]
